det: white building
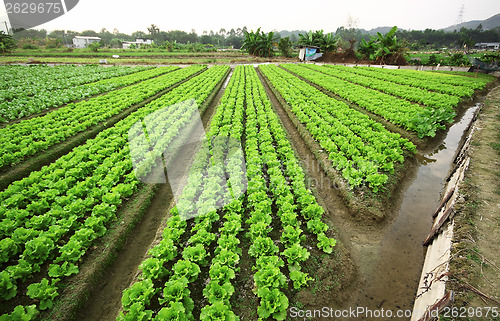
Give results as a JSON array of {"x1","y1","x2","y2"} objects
[
  {"x1": 73, "y1": 36, "x2": 102, "y2": 48},
  {"x1": 474, "y1": 42, "x2": 500, "y2": 50},
  {"x1": 122, "y1": 38, "x2": 153, "y2": 49}
]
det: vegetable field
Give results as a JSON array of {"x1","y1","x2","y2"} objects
[{"x1": 0, "y1": 63, "x2": 495, "y2": 321}]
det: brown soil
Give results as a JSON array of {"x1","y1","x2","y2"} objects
[
  {"x1": 448, "y1": 85, "x2": 500, "y2": 315},
  {"x1": 316, "y1": 51, "x2": 372, "y2": 65},
  {"x1": 42, "y1": 68, "x2": 230, "y2": 321}
]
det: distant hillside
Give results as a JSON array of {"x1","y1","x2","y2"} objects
[
  {"x1": 442, "y1": 13, "x2": 500, "y2": 32},
  {"x1": 366, "y1": 26, "x2": 395, "y2": 35},
  {"x1": 276, "y1": 30, "x2": 308, "y2": 38}
]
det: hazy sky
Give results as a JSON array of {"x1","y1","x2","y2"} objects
[{"x1": 1, "y1": 0, "x2": 500, "y2": 34}]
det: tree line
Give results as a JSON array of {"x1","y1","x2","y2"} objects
[{"x1": 2, "y1": 23, "x2": 500, "y2": 51}]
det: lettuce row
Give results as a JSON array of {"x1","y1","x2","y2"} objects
[
  {"x1": 381, "y1": 67, "x2": 490, "y2": 90},
  {"x1": 337, "y1": 65, "x2": 475, "y2": 97},
  {"x1": 245, "y1": 65, "x2": 336, "y2": 319},
  {"x1": 284, "y1": 63, "x2": 454, "y2": 138},
  {"x1": 0, "y1": 65, "x2": 152, "y2": 102},
  {"x1": 321, "y1": 65, "x2": 461, "y2": 108}
]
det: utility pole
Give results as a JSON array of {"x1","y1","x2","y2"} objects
[
  {"x1": 456, "y1": 4, "x2": 465, "y2": 27},
  {"x1": 2, "y1": 21, "x2": 9, "y2": 34}
]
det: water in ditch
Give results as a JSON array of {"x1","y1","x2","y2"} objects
[{"x1": 342, "y1": 104, "x2": 481, "y2": 320}]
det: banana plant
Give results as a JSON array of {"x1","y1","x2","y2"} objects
[
  {"x1": 242, "y1": 28, "x2": 276, "y2": 57},
  {"x1": 358, "y1": 26, "x2": 408, "y2": 64},
  {"x1": 298, "y1": 30, "x2": 339, "y2": 52}
]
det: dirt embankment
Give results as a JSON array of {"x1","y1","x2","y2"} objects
[{"x1": 448, "y1": 85, "x2": 500, "y2": 313}]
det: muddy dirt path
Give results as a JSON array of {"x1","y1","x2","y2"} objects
[
  {"x1": 258, "y1": 65, "x2": 485, "y2": 320},
  {"x1": 449, "y1": 86, "x2": 500, "y2": 309},
  {"x1": 75, "y1": 70, "x2": 231, "y2": 321}
]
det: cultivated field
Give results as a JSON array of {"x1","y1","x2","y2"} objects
[{"x1": 0, "y1": 63, "x2": 496, "y2": 321}]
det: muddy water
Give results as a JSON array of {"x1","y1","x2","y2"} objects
[{"x1": 344, "y1": 104, "x2": 481, "y2": 320}]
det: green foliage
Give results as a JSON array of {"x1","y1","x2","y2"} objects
[
  {"x1": 428, "y1": 54, "x2": 439, "y2": 65},
  {"x1": 254, "y1": 256, "x2": 284, "y2": 271},
  {"x1": 0, "y1": 65, "x2": 232, "y2": 318},
  {"x1": 121, "y1": 279, "x2": 156, "y2": 310},
  {"x1": 448, "y1": 52, "x2": 469, "y2": 66},
  {"x1": 209, "y1": 262, "x2": 236, "y2": 284},
  {"x1": 48, "y1": 262, "x2": 79, "y2": 278},
  {"x1": 213, "y1": 249, "x2": 240, "y2": 270},
  {"x1": 203, "y1": 281, "x2": 235, "y2": 305},
  {"x1": 182, "y1": 244, "x2": 208, "y2": 267},
  {"x1": 278, "y1": 37, "x2": 292, "y2": 57},
  {"x1": 253, "y1": 264, "x2": 287, "y2": 290},
  {"x1": 0, "y1": 305, "x2": 39, "y2": 321},
  {"x1": 0, "y1": 271, "x2": 17, "y2": 300},
  {"x1": 298, "y1": 30, "x2": 339, "y2": 52},
  {"x1": 26, "y1": 278, "x2": 59, "y2": 310},
  {"x1": 188, "y1": 228, "x2": 216, "y2": 246},
  {"x1": 306, "y1": 219, "x2": 328, "y2": 235},
  {"x1": 159, "y1": 278, "x2": 194, "y2": 317},
  {"x1": 148, "y1": 238, "x2": 178, "y2": 261},
  {"x1": 139, "y1": 257, "x2": 169, "y2": 280},
  {"x1": 0, "y1": 238, "x2": 18, "y2": 263},
  {"x1": 117, "y1": 302, "x2": 153, "y2": 321},
  {"x1": 289, "y1": 270, "x2": 313, "y2": 289},
  {"x1": 171, "y1": 260, "x2": 201, "y2": 283},
  {"x1": 280, "y1": 226, "x2": 304, "y2": 246},
  {"x1": 87, "y1": 41, "x2": 101, "y2": 52},
  {"x1": 358, "y1": 26, "x2": 408, "y2": 64},
  {"x1": 283, "y1": 243, "x2": 310, "y2": 267},
  {"x1": 317, "y1": 233, "x2": 337, "y2": 254},
  {"x1": 248, "y1": 236, "x2": 279, "y2": 257},
  {"x1": 154, "y1": 302, "x2": 191, "y2": 321},
  {"x1": 200, "y1": 301, "x2": 239, "y2": 321},
  {"x1": 22, "y1": 236, "x2": 54, "y2": 264},
  {"x1": 242, "y1": 28, "x2": 275, "y2": 57},
  {"x1": 0, "y1": 31, "x2": 16, "y2": 53},
  {"x1": 256, "y1": 288, "x2": 289, "y2": 320},
  {"x1": 247, "y1": 220, "x2": 271, "y2": 241}
]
